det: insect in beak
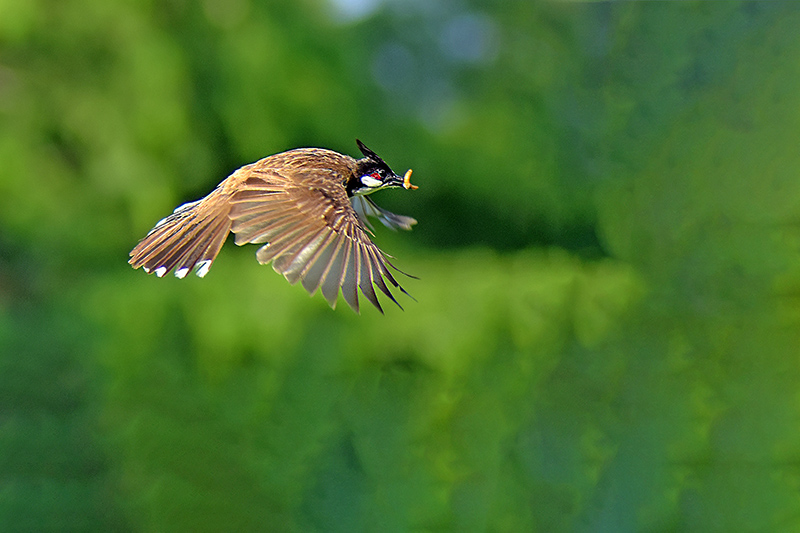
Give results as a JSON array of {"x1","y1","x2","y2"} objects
[{"x1": 403, "y1": 169, "x2": 418, "y2": 190}]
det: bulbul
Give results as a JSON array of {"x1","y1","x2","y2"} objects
[{"x1": 129, "y1": 140, "x2": 418, "y2": 313}]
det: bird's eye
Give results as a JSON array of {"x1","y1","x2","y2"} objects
[{"x1": 370, "y1": 172, "x2": 381, "y2": 180}]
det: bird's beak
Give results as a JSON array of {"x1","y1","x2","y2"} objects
[{"x1": 402, "y1": 169, "x2": 418, "y2": 190}]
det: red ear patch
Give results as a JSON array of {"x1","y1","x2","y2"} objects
[{"x1": 370, "y1": 172, "x2": 381, "y2": 180}]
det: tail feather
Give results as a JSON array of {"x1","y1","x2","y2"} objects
[{"x1": 129, "y1": 195, "x2": 232, "y2": 278}]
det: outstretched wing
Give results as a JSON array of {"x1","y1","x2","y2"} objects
[
  {"x1": 350, "y1": 195, "x2": 417, "y2": 232},
  {"x1": 227, "y1": 169, "x2": 411, "y2": 313}
]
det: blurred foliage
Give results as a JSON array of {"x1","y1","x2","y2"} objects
[{"x1": 2, "y1": 0, "x2": 800, "y2": 531}]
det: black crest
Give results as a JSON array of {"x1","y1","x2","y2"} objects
[
  {"x1": 355, "y1": 139, "x2": 396, "y2": 181},
  {"x1": 356, "y1": 139, "x2": 385, "y2": 164}
]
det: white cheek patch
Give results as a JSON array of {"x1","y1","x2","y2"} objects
[{"x1": 361, "y1": 175, "x2": 383, "y2": 188}]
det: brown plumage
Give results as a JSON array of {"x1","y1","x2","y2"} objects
[{"x1": 129, "y1": 140, "x2": 418, "y2": 313}]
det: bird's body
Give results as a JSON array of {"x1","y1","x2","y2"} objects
[{"x1": 129, "y1": 141, "x2": 418, "y2": 313}]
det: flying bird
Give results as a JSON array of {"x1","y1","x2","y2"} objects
[{"x1": 129, "y1": 140, "x2": 419, "y2": 313}]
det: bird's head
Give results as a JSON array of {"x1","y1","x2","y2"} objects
[{"x1": 352, "y1": 139, "x2": 417, "y2": 196}]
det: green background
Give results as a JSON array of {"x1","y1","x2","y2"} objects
[{"x1": 2, "y1": 1, "x2": 800, "y2": 531}]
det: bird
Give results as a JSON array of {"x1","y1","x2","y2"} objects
[{"x1": 129, "y1": 140, "x2": 419, "y2": 313}]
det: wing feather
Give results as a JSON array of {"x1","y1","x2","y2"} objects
[
  {"x1": 230, "y1": 199, "x2": 296, "y2": 221},
  {"x1": 352, "y1": 195, "x2": 417, "y2": 231},
  {"x1": 356, "y1": 244, "x2": 383, "y2": 313},
  {"x1": 320, "y1": 237, "x2": 348, "y2": 308},
  {"x1": 301, "y1": 237, "x2": 339, "y2": 296},
  {"x1": 340, "y1": 240, "x2": 359, "y2": 313},
  {"x1": 275, "y1": 228, "x2": 330, "y2": 282},
  {"x1": 364, "y1": 246, "x2": 402, "y2": 309},
  {"x1": 228, "y1": 166, "x2": 413, "y2": 311},
  {"x1": 261, "y1": 223, "x2": 326, "y2": 269},
  {"x1": 284, "y1": 230, "x2": 336, "y2": 285},
  {"x1": 303, "y1": 236, "x2": 341, "y2": 294},
  {"x1": 232, "y1": 210, "x2": 306, "y2": 245}
]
